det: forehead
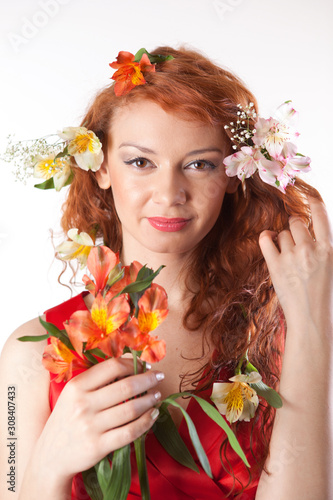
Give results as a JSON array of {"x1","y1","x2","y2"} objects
[{"x1": 109, "y1": 100, "x2": 225, "y2": 151}]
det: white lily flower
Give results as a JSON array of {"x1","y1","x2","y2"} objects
[
  {"x1": 58, "y1": 126, "x2": 104, "y2": 172},
  {"x1": 33, "y1": 154, "x2": 72, "y2": 191},
  {"x1": 211, "y1": 371, "x2": 262, "y2": 424},
  {"x1": 56, "y1": 228, "x2": 95, "y2": 268}
]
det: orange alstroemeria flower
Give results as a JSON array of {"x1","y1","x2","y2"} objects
[
  {"x1": 65, "y1": 293, "x2": 130, "y2": 358},
  {"x1": 42, "y1": 337, "x2": 90, "y2": 382},
  {"x1": 138, "y1": 334, "x2": 166, "y2": 364},
  {"x1": 109, "y1": 51, "x2": 155, "y2": 96},
  {"x1": 83, "y1": 246, "x2": 119, "y2": 297},
  {"x1": 119, "y1": 316, "x2": 166, "y2": 363},
  {"x1": 138, "y1": 283, "x2": 169, "y2": 334}
]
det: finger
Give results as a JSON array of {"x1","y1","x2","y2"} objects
[
  {"x1": 72, "y1": 357, "x2": 144, "y2": 391},
  {"x1": 288, "y1": 216, "x2": 312, "y2": 245},
  {"x1": 259, "y1": 230, "x2": 280, "y2": 268},
  {"x1": 276, "y1": 230, "x2": 295, "y2": 252},
  {"x1": 96, "y1": 390, "x2": 161, "y2": 431},
  {"x1": 100, "y1": 407, "x2": 160, "y2": 454},
  {"x1": 308, "y1": 196, "x2": 333, "y2": 244},
  {"x1": 92, "y1": 370, "x2": 164, "y2": 411}
]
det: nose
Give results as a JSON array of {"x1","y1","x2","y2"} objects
[{"x1": 151, "y1": 168, "x2": 186, "y2": 206}]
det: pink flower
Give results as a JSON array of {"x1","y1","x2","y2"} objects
[
  {"x1": 252, "y1": 102, "x2": 300, "y2": 159},
  {"x1": 224, "y1": 146, "x2": 268, "y2": 182},
  {"x1": 275, "y1": 142, "x2": 311, "y2": 193}
]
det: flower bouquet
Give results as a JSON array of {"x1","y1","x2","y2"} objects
[{"x1": 18, "y1": 239, "x2": 271, "y2": 499}]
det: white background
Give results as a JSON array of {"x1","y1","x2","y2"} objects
[{"x1": 0, "y1": 0, "x2": 332, "y2": 352}]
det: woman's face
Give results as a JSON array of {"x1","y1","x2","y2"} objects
[{"x1": 97, "y1": 100, "x2": 237, "y2": 260}]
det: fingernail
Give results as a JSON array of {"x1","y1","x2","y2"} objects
[
  {"x1": 145, "y1": 362, "x2": 152, "y2": 370},
  {"x1": 154, "y1": 391, "x2": 161, "y2": 401},
  {"x1": 155, "y1": 372, "x2": 165, "y2": 381},
  {"x1": 151, "y1": 408, "x2": 159, "y2": 420}
]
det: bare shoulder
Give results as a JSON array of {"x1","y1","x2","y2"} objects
[
  {"x1": 0, "y1": 317, "x2": 51, "y2": 497},
  {"x1": 0, "y1": 316, "x2": 48, "y2": 378},
  {"x1": 0, "y1": 315, "x2": 50, "y2": 419}
]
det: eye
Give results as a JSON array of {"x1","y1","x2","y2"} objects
[
  {"x1": 124, "y1": 157, "x2": 152, "y2": 169},
  {"x1": 187, "y1": 159, "x2": 217, "y2": 171}
]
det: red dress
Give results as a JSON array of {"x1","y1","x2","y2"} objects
[{"x1": 45, "y1": 293, "x2": 263, "y2": 499}]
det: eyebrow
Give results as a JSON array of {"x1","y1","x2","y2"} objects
[{"x1": 119, "y1": 142, "x2": 223, "y2": 156}]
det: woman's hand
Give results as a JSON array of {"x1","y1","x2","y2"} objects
[
  {"x1": 32, "y1": 357, "x2": 163, "y2": 481},
  {"x1": 259, "y1": 196, "x2": 333, "y2": 333},
  {"x1": 257, "y1": 198, "x2": 333, "y2": 499}
]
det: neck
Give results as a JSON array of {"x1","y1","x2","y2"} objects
[{"x1": 121, "y1": 244, "x2": 193, "y2": 310}]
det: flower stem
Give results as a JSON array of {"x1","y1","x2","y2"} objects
[
  {"x1": 134, "y1": 434, "x2": 151, "y2": 500},
  {"x1": 131, "y1": 349, "x2": 151, "y2": 499}
]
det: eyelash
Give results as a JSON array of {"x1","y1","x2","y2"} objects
[{"x1": 123, "y1": 156, "x2": 218, "y2": 171}]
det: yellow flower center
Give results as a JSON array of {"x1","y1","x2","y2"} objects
[
  {"x1": 91, "y1": 306, "x2": 116, "y2": 336},
  {"x1": 53, "y1": 339, "x2": 73, "y2": 363},
  {"x1": 131, "y1": 64, "x2": 144, "y2": 85},
  {"x1": 36, "y1": 156, "x2": 67, "y2": 179},
  {"x1": 224, "y1": 384, "x2": 244, "y2": 413},
  {"x1": 71, "y1": 132, "x2": 97, "y2": 154},
  {"x1": 138, "y1": 311, "x2": 159, "y2": 334}
]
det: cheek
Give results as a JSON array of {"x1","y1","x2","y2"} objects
[
  {"x1": 110, "y1": 173, "x2": 146, "y2": 216},
  {"x1": 193, "y1": 176, "x2": 228, "y2": 214}
]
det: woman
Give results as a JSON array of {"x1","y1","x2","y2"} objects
[{"x1": 0, "y1": 46, "x2": 332, "y2": 499}]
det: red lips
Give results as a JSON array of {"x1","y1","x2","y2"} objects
[{"x1": 147, "y1": 217, "x2": 191, "y2": 232}]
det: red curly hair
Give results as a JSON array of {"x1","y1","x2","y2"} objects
[{"x1": 60, "y1": 46, "x2": 321, "y2": 491}]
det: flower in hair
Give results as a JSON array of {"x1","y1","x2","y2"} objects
[
  {"x1": 110, "y1": 51, "x2": 155, "y2": 96},
  {"x1": 33, "y1": 153, "x2": 72, "y2": 191},
  {"x1": 58, "y1": 126, "x2": 103, "y2": 172},
  {"x1": 223, "y1": 101, "x2": 311, "y2": 192},
  {"x1": 3, "y1": 126, "x2": 104, "y2": 191},
  {"x1": 110, "y1": 48, "x2": 174, "y2": 96}
]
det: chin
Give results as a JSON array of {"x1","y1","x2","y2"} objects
[{"x1": 142, "y1": 239, "x2": 198, "y2": 255}]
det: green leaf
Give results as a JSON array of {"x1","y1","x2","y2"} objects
[
  {"x1": 82, "y1": 467, "x2": 103, "y2": 500},
  {"x1": 190, "y1": 395, "x2": 250, "y2": 468},
  {"x1": 86, "y1": 348, "x2": 107, "y2": 360},
  {"x1": 244, "y1": 362, "x2": 283, "y2": 409},
  {"x1": 136, "y1": 265, "x2": 155, "y2": 281},
  {"x1": 134, "y1": 48, "x2": 174, "y2": 64},
  {"x1": 17, "y1": 333, "x2": 50, "y2": 342},
  {"x1": 120, "y1": 265, "x2": 165, "y2": 294},
  {"x1": 83, "y1": 351, "x2": 100, "y2": 365},
  {"x1": 134, "y1": 434, "x2": 151, "y2": 500},
  {"x1": 104, "y1": 445, "x2": 131, "y2": 500},
  {"x1": 95, "y1": 457, "x2": 112, "y2": 495},
  {"x1": 165, "y1": 392, "x2": 250, "y2": 468},
  {"x1": 162, "y1": 398, "x2": 212, "y2": 478},
  {"x1": 34, "y1": 177, "x2": 55, "y2": 190},
  {"x1": 38, "y1": 317, "x2": 74, "y2": 350},
  {"x1": 250, "y1": 381, "x2": 283, "y2": 408},
  {"x1": 153, "y1": 406, "x2": 199, "y2": 473}
]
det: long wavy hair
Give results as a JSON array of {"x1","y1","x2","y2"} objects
[{"x1": 61, "y1": 46, "x2": 321, "y2": 491}]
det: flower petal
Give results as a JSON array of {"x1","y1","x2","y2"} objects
[
  {"x1": 140, "y1": 336, "x2": 166, "y2": 363},
  {"x1": 87, "y1": 246, "x2": 119, "y2": 295}
]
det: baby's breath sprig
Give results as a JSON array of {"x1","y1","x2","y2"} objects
[
  {"x1": 2, "y1": 126, "x2": 104, "y2": 191},
  {"x1": 1, "y1": 134, "x2": 64, "y2": 183},
  {"x1": 224, "y1": 103, "x2": 257, "y2": 151}
]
